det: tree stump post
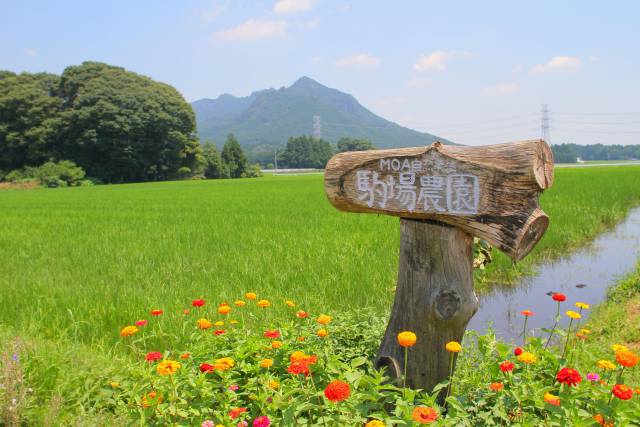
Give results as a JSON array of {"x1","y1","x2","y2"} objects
[{"x1": 376, "y1": 219, "x2": 477, "y2": 395}]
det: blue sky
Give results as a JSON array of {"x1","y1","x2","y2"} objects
[{"x1": 2, "y1": 0, "x2": 639, "y2": 145}]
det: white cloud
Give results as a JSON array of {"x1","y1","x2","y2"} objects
[
  {"x1": 407, "y1": 77, "x2": 431, "y2": 89},
  {"x1": 274, "y1": 0, "x2": 315, "y2": 14},
  {"x1": 531, "y1": 56, "x2": 581, "y2": 74},
  {"x1": 481, "y1": 82, "x2": 520, "y2": 97},
  {"x1": 305, "y1": 17, "x2": 320, "y2": 29},
  {"x1": 24, "y1": 48, "x2": 37, "y2": 56},
  {"x1": 214, "y1": 19, "x2": 287, "y2": 41},
  {"x1": 413, "y1": 50, "x2": 461, "y2": 72},
  {"x1": 336, "y1": 53, "x2": 380, "y2": 68},
  {"x1": 197, "y1": 0, "x2": 228, "y2": 22}
]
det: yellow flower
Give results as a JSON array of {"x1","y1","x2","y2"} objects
[
  {"x1": 290, "y1": 350, "x2": 306, "y2": 362},
  {"x1": 397, "y1": 331, "x2": 417, "y2": 347},
  {"x1": 214, "y1": 357, "x2": 235, "y2": 370},
  {"x1": 197, "y1": 318, "x2": 212, "y2": 330},
  {"x1": 597, "y1": 359, "x2": 616, "y2": 370},
  {"x1": 317, "y1": 329, "x2": 328, "y2": 338},
  {"x1": 445, "y1": 341, "x2": 462, "y2": 353},
  {"x1": 218, "y1": 305, "x2": 232, "y2": 315},
  {"x1": 517, "y1": 352, "x2": 536, "y2": 364},
  {"x1": 365, "y1": 421, "x2": 385, "y2": 427},
  {"x1": 575, "y1": 302, "x2": 590, "y2": 310},
  {"x1": 230, "y1": 320, "x2": 238, "y2": 325},
  {"x1": 285, "y1": 300, "x2": 295, "y2": 307},
  {"x1": 259, "y1": 358, "x2": 274, "y2": 368},
  {"x1": 268, "y1": 380, "x2": 279, "y2": 390},
  {"x1": 245, "y1": 292, "x2": 257, "y2": 300},
  {"x1": 580, "y1": 328, "x2": 591, "y2": 335},
  {"x1": 565, "y1": 310, "x2": 582, "y2": 320},
  {"x1": 257, "y1": 299, "x2": 271, "y2": 308},
  {"x1": 119, "y1": 325, "x2": 138, "y2": 337},
  {"x1": 612, "y1": 344, "x2": 629, "y2": 353},
  {"x1": 234, "y1": 300, "x2": 246, "y2": 307},
  {"x1": 271, "y1": 340, "x2": 283, "y2": 349},
  {"x1": 156, "y1": 359, "x2": 181, "y2": 376},
  {"x1": 317, "y1": 314, "x2": 332, "y2": 325},
  {"x1": 214, "y1": 321, "x2": 224, "y2": 327},
  {"x1": 110, "y1": 382, "x2": 120, "y2": 388},
  {"x1": 543, "y1": 392, "x2": 560, "y2": 406}
]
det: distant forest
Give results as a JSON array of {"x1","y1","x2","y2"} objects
[{"x1": 552, "y1": 144, "x2": 640, "y2": 163}]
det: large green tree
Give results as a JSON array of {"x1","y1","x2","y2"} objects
[
  {"x1": 221, "y1": 134, "x2": 248, "y2": 178},
  {"x1": 0, "y1": 62, "x2": 204, "y2": 182},
  {"x1": 336, "y1": 137, "x2": 375, "y2": 152},
  {"x1": 281, "y1": 135, "x2": 334, "y2": 168},
  {"x1": 202, "y1": 141, "x2": 229, "y2": 179}
]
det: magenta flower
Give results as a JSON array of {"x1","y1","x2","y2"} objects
[
  {"x1": 587, "y1": 372, "x2": 600, "y2": 382},
  {"x1": 229, "y1": 384, "x2": 239, "y2": 391},
  {"x1": 253, "y1": 416, "x2": 271, "y2": 427}
]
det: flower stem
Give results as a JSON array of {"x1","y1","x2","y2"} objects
[
  {"x1": 561, "y1": 318, "x2": 574, "y2": 359},
  {"x1": 522, "y1": 317, "x2": 529, "y2": 346},
  {"x1": 544, "y1": 302, "x2": 561, "y2": 349},
  {"x1": 403, "y1": 346, "x2": 408, "y2": 400},
  {"x1": 445, "y1": 352, "x2": 454, "y2": 401}
]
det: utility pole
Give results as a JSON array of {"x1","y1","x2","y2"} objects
[
  {"x1": 541, "y1": 104, "x2": 550, "y2": 144},
  {"x1": 313, "y1": 115, "x2": 322, "y2": 139}
]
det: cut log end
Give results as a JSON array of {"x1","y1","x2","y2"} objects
[
  {"x1": 513, "y1": 208, "x2": 549, "y2": 261},
  {"x1": 533, "y1": 139, "x2": 555, "y2": 190}
]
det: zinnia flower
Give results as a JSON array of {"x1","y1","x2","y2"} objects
[
  {"x1": 552, "y1": 293, "x2": 566, "y2": 302},
  {"x1": 566, "y1": 310, "x2": 581, "y2": 319},
  {"x1": 214, "y1": 357, "x2": 235, "y2": 370},
  {"x1": 287, "y1": 361, "x2": 310, "y2": 376},
  {"x1": 397, "y1": 331, "x2": 417, "y2": 347},
  {"x1": 156, "y1": 359, "x2": 181, "y2": 375},
  {"x1": 259, "y1": 358, "x2": 274, "y2": 368},
  {"x1": 317, "y1": 329, "x2": 328, "y2": 338},
  {"x1": 612, "y1": 344, "x2": 629, "y2": 353},
  {"x1": 615, "y1": 349, "x2": 638, "y2": 368},
  {"x1": 612, "y1": 384, "x2": 633, "y2": 400},
  {"x1": 412, "y1": 406, "x2": 438, "y2": 424},
  {"x1": 520, "y1": 310, "x2": 534, "y2": 316},
  {"x1": 218, "y1": 305, "x2": 232, "y2": 315},
  {"x1": 253, "y1": 416, "x2": 271, "y2": 427},
  {"x1": 499, "y1": 361, "x2": 515, "y2": 372},
  {"x1": 179, "y1": 352, "x2": 190, "y2": 359},
  {"x1": 489, "y1": 382, "x2": 504, "y2": 392},
  {"x1": 575, "y1": 302, "x2": 590, "y2": 309},
  {"x1": 197, "y1": 318, "x2": 212, "y2": 330},
  {"x1": 445, "y1": 341, "x2": 462, "y2": 353},
  {"x1": 214, "y1": 321, "x2": 224, "y2": 327},
  {"x1": 202, "y1": 421, "x2": 215, "y2": 427},
  {"x1": 199, "y1": 363, "x2": 215, "y2": 373},
  {"x1": 296, "y1": 310, "x2": 309, "y2": 319},
  {"x1": 271, "y1": 340, "x2": 283, "y2": 349},
  {"x1": 135, "y1": 319, "x2": 147, "y2": 327},
  {"x1": 587, "y1": 372, "x2": 600, "y2": 382},
  {"x1": 150, "y1": 309, "x2": 163, "y2": 316},
  {"x1": 514, "y1": 347, "x2": 523, "y2": 356},
  {"x1": 141, "y1": 391, "x2": 163, "y2": 408},
  {"x1": 145, "y1": 351, "x2": 163, "y2": 362},
  {"x1": 597, "y1": 360, "x2": 616, "y2": 370},
  {"x1": 317, "y1": 314, "x2": 332, "y2": 325},
  {"x1": 245, "y1": 292, "x2": 257, "y2": 300},
  {"x1": 119, "y1": 325, "x2": 138, "y2": 337},
  {"x1": 284, "y1": 300, "x2": 295, "y2": 307},
  {"x1": 229, "y1": 407, "x2": 248, "y2": 419},
  {"x1": 365, "y1": 421, "x2": 385, "y2": 427},
  {"x1": 264, "y1": 330, "x2": 281, "y2": 339},
  {"x1": 556, "y1": 367, "x2": 582, "y2": 386},
  {"x1": 214, "y1": 329, "x2": 226, "y2": 336},
  {"x1": 517, "y1": 352, "x2": 536, "y2": 364},
  {"x1": 235, "y1": 300, "x2": 246, "y2": 307},
  {"x1": 543, "y1": 392, "x2": 560, "y2": 406},
  {"x1": 268, "y1": 380, "x2": 279, "y2": 390},
  {"x1": 257, "y1": 299, "x2": 271, "y2": 308},
  {"x1": 324, "y1": 380, "x2": 350, "y2": 402},
  {"x1": 192, "y1": 299, "x2": 205, "y2": 307}
]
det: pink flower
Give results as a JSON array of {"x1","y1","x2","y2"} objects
[
  {"x1": 229, "y1": 384, "x2": 239, "y2": 391},
  {"x1": 135, "y1": 319, "x2": 147, "y2": 327},
  {"x1": 237, "y1": 422, "x2": 248, "y2": 427},
  {"x1": 253, "y1": 416, "x2": 271, "y2": 427},
  {"x1": 202, "y1": 421, "x2": 215, "y2": 427},
  {"x1": 587, "y1": 372, "x2": 600, "y2": 382}
]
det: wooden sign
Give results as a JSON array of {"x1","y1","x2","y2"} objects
[
  {"x1": 323, "y1": 139, "x2": 554, "y2": 397},
  {"x1": 325, "y1": 140, "x2": 553, "y2": 261}
]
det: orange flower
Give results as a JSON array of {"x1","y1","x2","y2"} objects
[
  {"x1": 445, "y1": 341, "x2": 462, "y2": 353},
  {"x1": 317, "y1": 329, "x2": 328, "y2": 338},
  {"x1": 141, "y1": 391, "x2": 163, "y2": 408},
  {"x1": 245, "y1": 292, "x2": 257, "y2": 300},
  {"x1": 543, "y1": 392, "x2": 560, "y2": 406},
  {"x1": 156, "y1": 359, "x2": 181, "y2": 375},
  {"x1": 324, "y1": 380, "x2": 350, "y2": 402},
  {"x1": 397, "y1": 331, "x2": 417, "y2": 347},
  {"x1": 197, "y1": 318, "x2": 212, "y2": 330},
  {"x1": 285, "y1": 300, "x2": 295, "y2": 307},
  {"x1": 615, "y1": 349, "x2": 638, "y2": 368},
  {"x1": 271, "y1": 340, "x2": 283, "y2": 349},
  {"x1": 259, "y1": 358, "x2": 274, "y2": 368},
  {"x1": 268, "y1": 380, "x2": 279, "y2": 390},
  {"x1": 593, "y1": 414, "x2": 614, "y2": 427},
  {"x1": 520, "y1": 310, "x2": 534, "y2": 316},
  {"x1": 489, "y1": 382, "x2": 504, "y2": 392},
  {"x1": 412, "y1": 406, "x2": 438, "y2": 424},
  {"x1": 119, "y1": 325, "x2": 138, "y2": 337},
  {"x1": 218, "y1": 305, "x2": 232, "y2": 315},
  {"x1": 179, "y1": 352, "x2": 190, "y2": 359},
  {"x1": 257, "y1": 299, "x2": 271, "y2": 308},
  {"x1": 296, "y1": 310, "x2": 309, "y2": 319},
  {"x1": 517, "y1": 352, "x2": 536, "y2": 364},
  {"x1": 317, "y1": 314, "x2": 332, "y2": 325},
  {"x1": 234, "y1": 300, "x2": 246, "y2": 307},
  {"x1": 365, "y1": 421, "x2": 384, "y2": 427}
]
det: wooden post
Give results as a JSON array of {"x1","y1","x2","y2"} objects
[
  {"x1": 323, "y1": 139, "x2": 554, "y2": 394},
  {"x1": 376, "y1": 219, "x2": 477, "y2": 394}
]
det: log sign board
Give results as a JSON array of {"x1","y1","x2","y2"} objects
[{"x1": 324, "y1": 139, "x2": 554, "y2": 395}]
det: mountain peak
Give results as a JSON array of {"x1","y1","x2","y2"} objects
[{"x1": 290, "y1": 76, "x2": 321, "y2": 88}]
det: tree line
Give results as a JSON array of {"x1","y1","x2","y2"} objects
[
  {"x1": 274, "y1": 136, "x2": 375, "y2": 169},
  {"x1": 552, "y1": 143, "x2": 640, "y2": 163}
]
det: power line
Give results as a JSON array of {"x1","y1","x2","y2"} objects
[
  {"x1": 551, "y1": 111, "x2": 640, "y2": 116},
  {"x1": 541, "y1": 104, "x2": 551, "y2": 144}
]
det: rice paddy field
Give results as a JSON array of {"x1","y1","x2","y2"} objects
[{"x1": 1, "y1": 166, "x2": 640, "y2": 349}]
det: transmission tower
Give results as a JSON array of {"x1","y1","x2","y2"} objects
[
  {"x1": 540, "y1": 104, "x2": 550, "y2": 143},
  {"x1": 312, "y1": 115, "x2": 322, "y2": 139}
]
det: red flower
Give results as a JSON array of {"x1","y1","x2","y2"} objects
[
  {"x1": 514, "y1": 347, "x2": 523, "y2": 356},
  {"x1": 612, "y1": 384, "x2": 633, "y2": 400},
  {"x1": 192, "y1": 299, "x2": 205, "y2": 307},
  {"x1": 135, "y1": 319, "x2": 148, "y2": 327},
  {"x1": 412, "y1": 406, "x2": 438, "y2": 424},
  {"x1": 253, "y1": 416, "x2": 271, "y2": 427},
  {"x1": 264, "y1": 330, "x2": 281, "y2": 339},
  {"x1": 150, "y1": 309, "x2": 163, "y2": 316},
  {"x1": 296, "y1": 310, "x2": 309, "y2": 319},
  {"x1": 520, "y1": 310, "x2": 534, "y2": 316},
  {"x1": 145, "y1": 351, "x2": 163, "y2": 362},
  {"x1": 499, "y1": 361, "x2": 515, "y2": 372},
  {"x1": 552, "y1": 293, "x2": 566, "y2": 302},
  {"x1": 199, "y1": 363, "x2": 215, "y2": 373},
  {"x1": 556, "y1": 367, "x2": 582, "y2": 387},
  {"x1": 214, "y1": 329, "x2": 226, "y2": 336},
  {"x1": 229, "y1": 407, "x2": 248, "y2": 419},
  {"x1": 324, "y1": 380, "x2": 350, "y2": 402},
  {"x1": 287, "y1": 361, "x2": 310, "y2": 376}
]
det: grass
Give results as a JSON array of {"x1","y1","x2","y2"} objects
[{"x1": 2, "y1": 166, "x2": 640, "y2": 349}]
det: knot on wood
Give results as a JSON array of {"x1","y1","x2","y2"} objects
[
  {"x1": 375, "y1": 356, "x2": 401, "y2": 380},
  {"x1": 434, "y1": 290, "x2": 461, "y2": 320}
]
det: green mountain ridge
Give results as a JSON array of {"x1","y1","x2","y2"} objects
[{"x1": 192, "y1": 77, "x2": 452, "y2": 162}]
